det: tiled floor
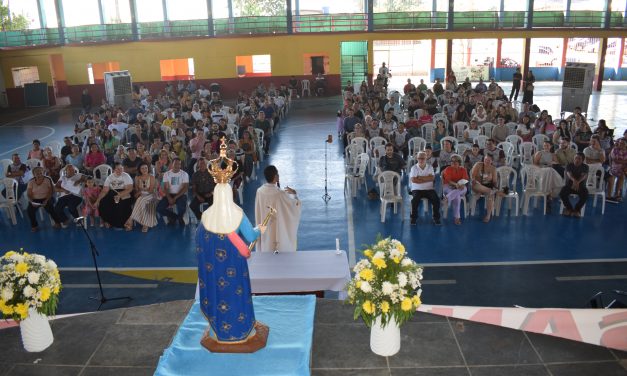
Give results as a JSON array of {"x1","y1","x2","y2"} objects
[{"x1": 5, "y1": 299, "x2": 623, "y2": 376}]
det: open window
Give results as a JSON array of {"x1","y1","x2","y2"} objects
[
  {"x1": 88, "y1": 62, "x2": 121, "y2": 84},
  {"x1": 160, "y1": 58, "x2": 195, "y2": 81},
  {"x1": 236, "y1": 55, "x2": 272, "y2": 77},
  {"x1": 303, "y1": 54, "x2": 329, "y2": 76},
  {"x1": 11, "y1": 67, "x2": 40, "y2": 87}
]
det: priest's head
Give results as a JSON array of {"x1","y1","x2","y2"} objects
[{"x1": 264, "y1": 165, "x2": 279, "y2": 184}]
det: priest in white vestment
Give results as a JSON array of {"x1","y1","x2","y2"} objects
[{"x1": 255, "y1": 165, "x2": 302, "y2": 252}]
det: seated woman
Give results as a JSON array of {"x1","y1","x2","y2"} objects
[
  {"x1": 471, "y1": 105, "x2": 488, "y2": 125},
  {"x1": 113, "y1": 145, "x2": 127, "y2": 165},
  {"x1": 442, "y1": 155, "x2": 469, "y2": 225},
  {"x1": 95, "y1": 163, "x2": 134, "y2": 228},
  {"x1": 432, "y1": 120, "x2": 448, "y2": 155},
  {"x1": 533, "y1": 140, "x2": 558, "y2": 168},
  {"x1": 65, "y1": 145, "x2": 84, "y2": 172},
  {"x1": 552, "y1": 120, "x2": 572, "y2": 146},
  {"x1": 464, "y1": 143, "x2": 483, "y2": 171},
  {"x1": 27, "y1": 139, "x2": 44, "y2": 160},
  {"x1": 517, "y1": 115, "x2": 534, "y2": 142},
  {"x1": 572, "y1": 116, "x2": 592, "y2": 152},
  {"x1": 239, "y1": 130, "x2": 257, "y2": 179},
  {"x1": 470, "y1": 154, "x2": 500, "y2": 223},
  {"x1": 42, "y1": 147, "x2": 63, "y2": 183},
  {"x1": 533, "y1": 140, "x2": 562, "y2": 212},
  {"x1": 154, "y1": 149, "x2": 172, "y2": 196},
  {"x1": 26, "y1": 166, "x2": 62, "y2": 232},
  {"x1": 84, "y1": 143, "x2": 107, "y2": 175},
  {"x1": 125, "y1": 162, "x2": 157, "y2": 233},
  {"x1": 583, "y1": 135, "x2": 606, "y2": 169},
  {"x1": 463, "y1": 120, "x2": 481, "y2": 144},
  {"x1": 101, "y1": 129, "x2": 119, "y2": 163},
  {"x1": 607, "y1": 138, "x2": 627, "y2": 202}
]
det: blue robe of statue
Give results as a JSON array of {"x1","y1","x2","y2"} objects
[{"x1": 196, "y1": 215, "x2": 260, "y2": 342}]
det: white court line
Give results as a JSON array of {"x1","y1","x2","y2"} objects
[
  {"x1": 63, "y1": 283, "x2": 158, "y2": 288},
  {"x1": 556, "y1": 275, "x2": 627, "y2": 282},
  {"x1": 420, "y1": 258, "x2": 627, "y2": 267},
  {"x1": 60, "y1": 267, "x2": 197, "y2": 271},
  {"x1": 346, "y1": 190, "x2": 356, "y2": 268},
  {"x1": 0, "y1": 126, "x2": 56, "y2": 157}
]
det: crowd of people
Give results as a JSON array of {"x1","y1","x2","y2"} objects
[
  {"x1": 2, "y1": 80, "x2": 290, "y2": 232},
  {"x1": 340, "y1": 64, "x2": 627, "y2": 224}
]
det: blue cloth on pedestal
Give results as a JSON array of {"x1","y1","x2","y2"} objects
[{"x1": 155, "y1": 295, "x2": 316, "y2": 376}]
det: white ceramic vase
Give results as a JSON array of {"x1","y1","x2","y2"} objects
[
  {"x1": 20, "y1": 308, "x2": 54, "y2": 352},
  {"x1": 370, "y1": 315, "x2": 400, "y2": 357}
]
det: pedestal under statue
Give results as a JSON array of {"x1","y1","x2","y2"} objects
[{"x1": 196, "y1": 139, "x2": 269, "y2": 353}]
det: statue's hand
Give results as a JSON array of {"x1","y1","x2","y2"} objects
[{"x1": 258, "y1": 225, "x2": 267, "y2": 234}]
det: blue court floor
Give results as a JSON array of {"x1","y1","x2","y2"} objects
[{"x1": 0, "y1": 82, "x2": 626, "y2": 310}]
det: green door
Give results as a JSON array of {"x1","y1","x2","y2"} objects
[{"x1": 341, "y1": 41, "x2": 368, "y2": 89}]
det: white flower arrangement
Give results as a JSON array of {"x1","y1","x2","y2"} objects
[
  {"x1": 0, "y1": 250, "x2": 62, "y2": 321},
  {"x1": 347, "y1": 237, "x2": 424, "y2": 328}
]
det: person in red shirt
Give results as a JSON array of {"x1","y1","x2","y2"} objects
[
  {"x1": 442, "y1": 155, "x2": 469, "y2": 225},
  {"x1": 84, "y1": 143, "x2": 107, "y2": 175},
  {"x1": 403, "y1": 79, "x2": 416, "y2": 95}
]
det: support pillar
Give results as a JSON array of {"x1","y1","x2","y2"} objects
[
  {"x1": 367, "y1": 0, "x2": 373, "y2": 32},
  {"x1": 595, "y1": 38, "x2": 608, "y2": 91},
  {"x1": 206, "y1": 0, "x2": 214, "y2": 36},
  {"x1": 496, "y1": 38, "x2": 502, "y2": 80},
  {"x1": 54, "y1": 0, "x2": 65, "y2": 44},
  {"x1": 525, "y1": 0, "x2": 534, "y2": 29},
  {"x1": 36, "y1": 0, "x2": 47, "y2": 29},
  {"x1": 430, "y1": 39, "x2": 436, "y2": 82},
  {"x1": 618, "y1": 37, "x2": 625, "y2": 80},
  {"x1": 446, "y1": 39, "x2": 453, "y2": 78},
  {"x1": 286, "y1": 0, "x2": 293, "y2": 34},
  {"x1": 603, "y1": 0, "x2": 612, "y2": 28},
  {"x1": 522, "y1": 37, "x2": 531, "y2": 78},
  {"x1": 447, "y1": 0, "x2": 454, "y2": 30},
  {"x1": 129, "y1": 0, "x2": 139, "y2": 40}
]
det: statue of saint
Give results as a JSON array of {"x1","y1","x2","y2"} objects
[{"x1": 197, "y1": 138, "x2": 269, "y2": 353}]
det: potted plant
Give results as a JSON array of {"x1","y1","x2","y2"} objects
[
  {"x1": 347, "y1": 237, "x2": 423, "y2": 356},
  {"x1": 0, "y1": 250, "x2": 62, "y2": 352}
]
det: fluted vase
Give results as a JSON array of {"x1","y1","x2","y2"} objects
[
  {"x1": 20, "y1": 308, "x2": 54, "y2": 352},
  {"x1": 370, "y1": 315, "x2": 400, "y2": 356}
]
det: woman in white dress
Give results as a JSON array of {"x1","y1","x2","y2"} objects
[{"x1": 126, "y1": 162, "x2": 158, "y2": 232}]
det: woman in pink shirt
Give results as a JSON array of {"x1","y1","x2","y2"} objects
[{"x1": 84, "y1": 143, "x2": 107, "y2": 174}]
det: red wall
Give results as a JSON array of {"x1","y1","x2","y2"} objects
[{"x1": 6, "y1": 86, "x2": 56, "y2": 108}]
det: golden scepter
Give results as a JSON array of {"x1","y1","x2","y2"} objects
[{"x1": 248, "y1": 206, "x2": 277, "y2": 251}]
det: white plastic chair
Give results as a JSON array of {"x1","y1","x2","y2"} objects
[
  {"x1": 455, "y1": 143, "x2": 471, "y2": 156},
  {"x1": 227, "y1": 124, "x2": 239, "y2": 142},
  {"x1": 506, "y1": 122, "x2": 518, "y2": 136},
  {"x1": 344, "y1": 144, "x2": 363, "y2": 169},
  {"x1": 519, "y1": 142, "x2": 536, "y2": 166},
  {"x1": 469, "y1": 182, "x2": 494, "y2": 217},
  {"x1": 377, "y1": 171, "x2": 404, "y2": 223},
  {"x1": 369, "y1": 137, "x2": 387, "y2": 156},
  {"x1": 413, "y1": 109, "x2": 423, "y2": 119},
  {"x1": 495, "y1": 166, "x2": 519, "y2": 216},
  {"x1": 301, "y1": 80, "x2": 311, "y2": 97},
  {"x1": 93, "y1": 164, "x2": 112, "y2": 186},
  {"x1": 520, "y1": 165, "x2": 548, "y2": 216},
  {"x1": 505, "y1": 134, "x2": 523, "y2": 162},
  {"x1": 586, "y1": 164, "x2": 605, "y2": 215},
  {"x1": 371, "y1": 145, "x2": 387, "y2": 176},
  {"x1": 255, "y1": 128, "x2": 265, "y2": 162},
  {"x1": 79, "y1": 129, "x2": 92, "y2": 142},
  {"x1": 345, "y1": 153, "x2": 369, "y2": 198},
  {"x1": 406, "y1": 137, "x2": 427, "y2": 173},
  {"x1": 161, "y1": 126, "x2": 172, "y2": 142},
  {"x1": 480, "y1": 122, "x2": 496, "y2": 138},
  {"x1": 421, "y1": 123, "x2": 436, "y2": 144},
  {"x1": 0, "y1": 159, "x2": 12, "y2": 179},
  {"x1": 497, "y1": 141, "x2": 515, "y2": 167},
  {"x1": 569, "y1": 141, "x2": 578, "y2": 151},
  {"x1": 350, "y1": 137, "x2": 369, "y2": 156},
  {"x1": 25, "y1": 159, "x2": 43, "y2": 171},
  {"x1": 453, "y1": 122, "x2": 468, "y2": 142},
  {"x1": 532, "y1": 134, "x2": 550, "y2": 151},
  {"x1": 0, "y1": 178, "x2": 19, "y2": 224},
  {"x1": 473, "y1": 135, "x2": 488, "y2": 150}
]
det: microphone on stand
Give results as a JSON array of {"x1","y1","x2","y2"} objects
[{"x1": 73, "y1": 216, "x2": 85, "y2": 224}]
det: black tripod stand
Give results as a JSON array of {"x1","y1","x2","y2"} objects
[
  {"x1": 323, "y1": 135, "x2": 332, "y2": 203},
  {"x1": 76, "y1": 217, "x2": 132, "y2": 310}
]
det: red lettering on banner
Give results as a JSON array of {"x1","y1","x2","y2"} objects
[
  {"x1": 521, "y1": 310, "x2": 582, "y2": 342},
  {"x1": 470, "y1": 309, "x2": 503, "y2": 326},
  {"x1": 599, "y1": 312, "x2": 627, "y2": 351}
]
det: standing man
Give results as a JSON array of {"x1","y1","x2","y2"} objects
[
  {"x1": 254, "y1": 165, "x2": 302, "y2": 253},
  {"x1": 379, "y1": 62, "x2": 391, "y2": 90},
  {"x1": 510, "y1": 67, "x2": 522, "y2": 102}
]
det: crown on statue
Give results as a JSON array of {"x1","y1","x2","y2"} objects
[{"x1": 208, "y1": 137, "x2": 238, "y2": 184}]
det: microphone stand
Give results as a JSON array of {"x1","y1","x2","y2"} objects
[
  {"x1": 76, "y1": 218, "x2": 132, "y2": 310},
  {"x1": 323, "y1": 137, "x2": 331, "y2": 203}
]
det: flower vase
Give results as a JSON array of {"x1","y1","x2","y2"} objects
[
  {"x1": 20, "y1": 308, "x2": 54, "y2": 352},
  {"x1": 370, "y1": 316, "x2": 400, "y2": 357}
]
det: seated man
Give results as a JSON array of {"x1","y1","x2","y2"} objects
[
  {"x1": 254, "y1": 111, "x2": 272, "y2": 155},
  {"x1": 559, "y1": 152, "x2": 588, "y2": 218},
  {"x1": 483, "y1": 138, "x2": 506, "y2": 167},
  {"x1": 54, "y1": 164, "x2": 86, "y2": 227},
  {"x1": 554, "y1": 136, "x2": 576, "y2": 177},
  {"x1": 379, "y1": 143, "x2": 406, "y2": 175},
  {"x1": 157, "y1": 158, "x2": 189, "y2": 225},
  {"x1": 190, "y1": 158, "x2": 215, "y2": 221},
  {"x1": 5, "y1": 153, "x2": 29, "y2": 199},
  {"x1": 409, "y1": 151, "x2": 441, "y2": 226}
]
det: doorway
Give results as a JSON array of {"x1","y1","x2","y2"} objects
[
  {"x1": 311, "y1": 56, "x2": 325, "y2": 75},
  {"x1": 340, "y1": 41, "x2": 368, "y2": 91}
]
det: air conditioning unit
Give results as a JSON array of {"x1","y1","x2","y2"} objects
[
  {"x1": 561, "y1": 62, "x2": 595, "y2": 114},
  {"x1": 104, "y1": 70, "x2": 133, "y2": 109}
]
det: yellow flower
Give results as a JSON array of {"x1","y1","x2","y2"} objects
[
  {"x1": 40, "y1": 287, "x2": 51, "y2": 302},
  {"x1": 359, "y1": 268, "x2": 374, "y2": 281},
  {"x1": 4, "y1": 251, "x2": 16, "y2": 258},
  {"x1": 355, "y1": 281, "x2": 362, "y2": 289},
  {"x1": 377, "y1": 239, "x2": 387, "y2": 247},
  {"x1": 380, "y1": 301, "x2": 390, "y2": 313},
  {"x1": 372, "y1": 257, "x2": 387, "y2": 269},
  {"x1": 393, "y1": 256, "x2": 400, "y2": 264},
  {"x1": 401, "y1": 298, "x2": 413, "y2": 311},
  {"x1": 412, "y1": 295, "x2": 422, "y2": 307},
  {"x1": 362, "y1": 300, "x2": 375, "y2": 314},
  {"x1": 53, "y1": 285, "x2": 60, "y2": 294},
  {"x1": 398, "y1": 244, "x2": 405, "y2": 254},
  {"x1": 15, "y1": 262, "x2": 28, "y2": 275},
  {"x1": 22, "y1": 252, "x2": 29, "y2": 256},
  {"x1": 14, "y1": 303, "x2": 28, "y2": 319},
  {"x1": 363, "y1": 249, "x2": 373, "y2": 258},
  {"x1": 0, "y1": 300, "x2": 14, "y2": 316}
]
